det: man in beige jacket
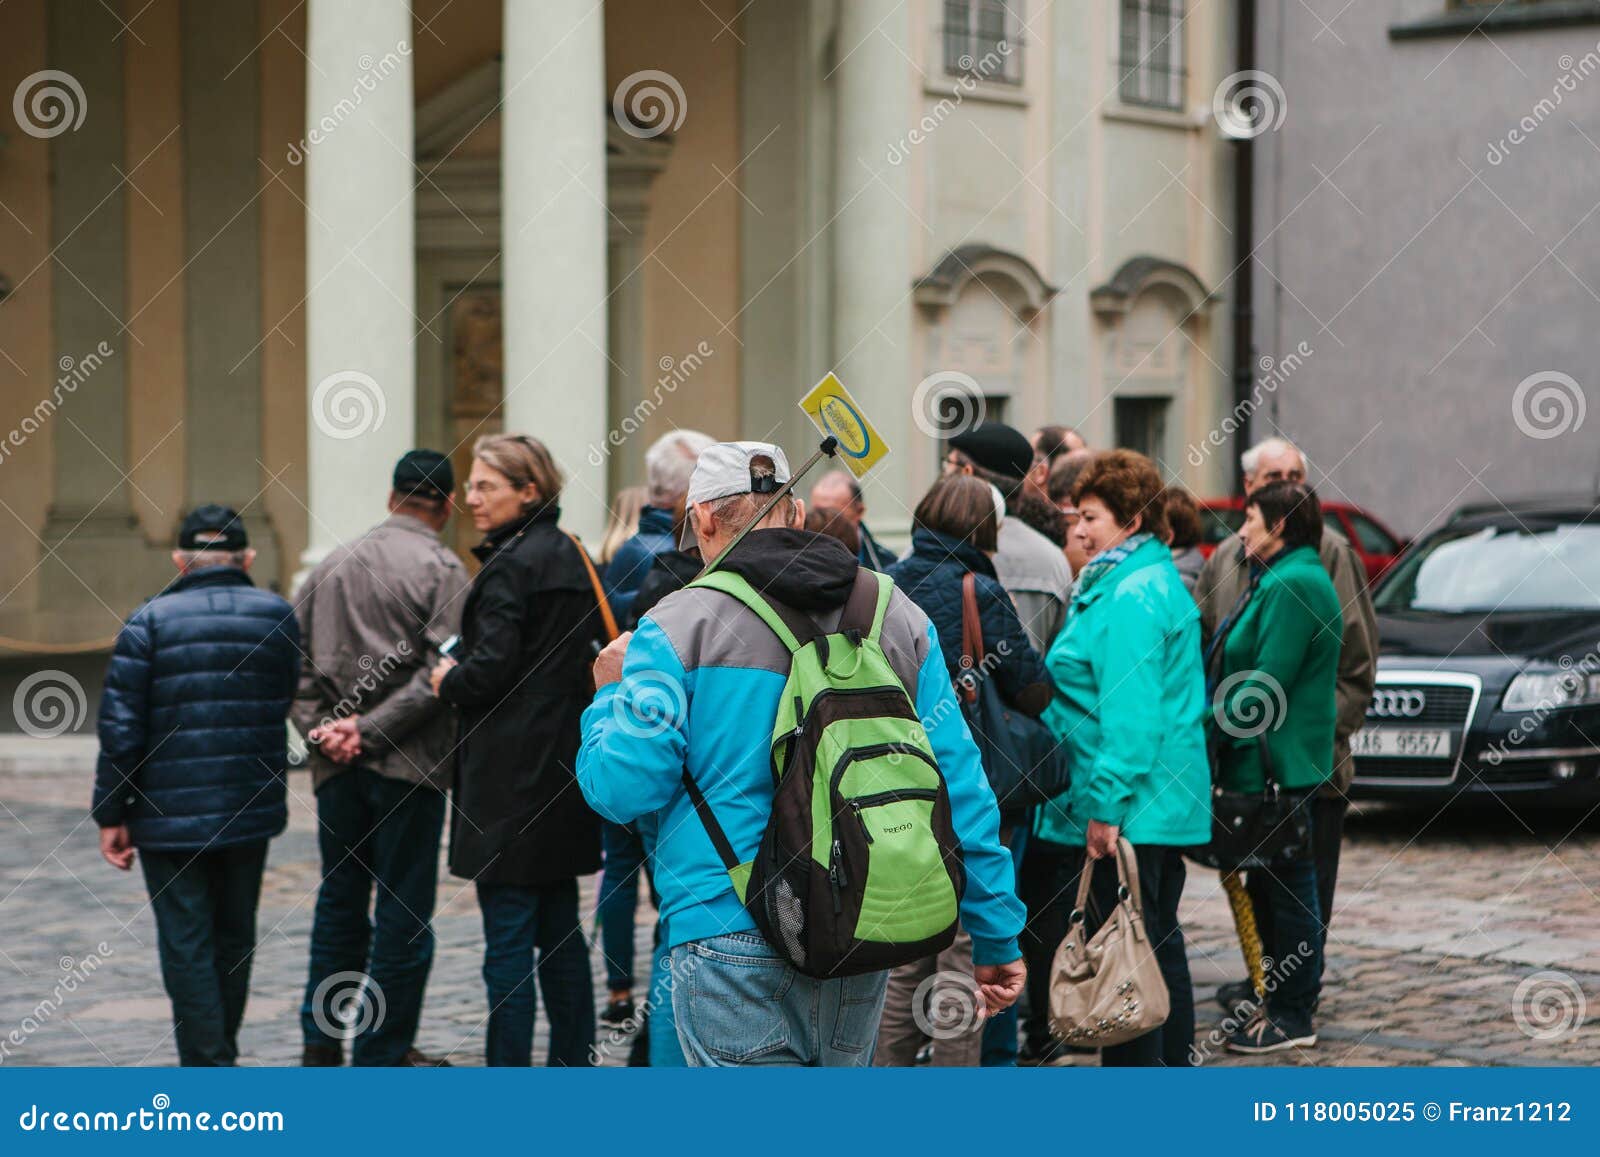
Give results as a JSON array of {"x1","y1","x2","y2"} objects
[
  {"x1": 291, "y1": 449, "x2": 469, "y2": 1066},
  {"x1": 1195, "y1": 438, "x2": 1377, "y2": 1011}
]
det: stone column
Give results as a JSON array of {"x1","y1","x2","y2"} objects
[
  {"x1": 302, "y1": 0, "x2": 416, "y2": 567},
  {"x1": 501, "y1": 0, "x2": 609, "y2": 541},
  {"x1": 832, "y1": 0, "x2": 914, "y2": 536}
]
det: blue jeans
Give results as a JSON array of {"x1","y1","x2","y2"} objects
[
  {"x1": 669, "y1": 932, "x2": 888, "y2": 1066},
  {"x1": 1254, "y1": 834, "x2": 1324, "y2": 1034},
  {"x1": 300, "y1": 768, "x2": 445, "y2": 1065},
  {"x1": 596, "y1": 821, "x2": 647, "y2": 992},
  {"x1": 477, "y1": 879, "x2": 595, "y2": 1066},
  {"x1": 139, "y1": 840, "x2": 269, "y2": 1066}
]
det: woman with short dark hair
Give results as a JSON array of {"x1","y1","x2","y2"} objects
[
  {"x1": 429, "y1": 433, "x2": 605, "y2": 1066},
  {"x1": 1207, "y1": 481, "x2": 1342, "y2": 1055}
]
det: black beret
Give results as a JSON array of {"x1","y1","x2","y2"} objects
[{"x1": 948, "y1": 422, "x2": 1035, "y2": 480}]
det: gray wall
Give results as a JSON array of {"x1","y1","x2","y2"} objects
[{"x1": 1253, "y1": 0, "x2": 1600, "y2": 536}]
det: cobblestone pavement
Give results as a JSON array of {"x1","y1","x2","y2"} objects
[{"x1": 1, "y1": 744, "x2": 1596, "y2": 1067}]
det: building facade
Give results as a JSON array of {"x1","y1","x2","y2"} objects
[
  {"x1": 1250, "y1": 0, "x2": 1600, "y2": 535},
  {"x1": 0, "y1": 0, "x2": 1236, "y2": 696}
]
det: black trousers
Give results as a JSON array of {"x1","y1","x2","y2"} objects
[
  {"x1": 1248, "y1": 793, "x2": 1347, "y2": 985},
  {"x1": 1061, "y1": 845, "x2": 1195, "y2": 1067},
  {"x1": 1019, "y1": 838, "x2": 1073, "y2": 1055},
  {"x1": 140, "y1": 840, "x2": 269, "y2": 1066}
]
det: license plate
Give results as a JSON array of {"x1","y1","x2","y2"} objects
[{"x1": 1351, "y1": 727, "x2": 1454, "y2": 758}]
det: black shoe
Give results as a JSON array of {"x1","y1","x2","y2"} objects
[
  {"x1": 301, "y1": 1043, "x2": 343, "y2": 1067},
  {"x1": 1215, "y1": 979, "x2": 1259, "y2": 1013},
  {"x1": 600, "y1": 997, "x2": 635, "y2": 1029},
  {"x1": 1225, "y1": 1014, "x2": 1316, "y2": 1055}
]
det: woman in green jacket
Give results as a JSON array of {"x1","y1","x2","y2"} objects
[
  {"x1": 1208, "y1": 480, "x2": 1341, "y2": 1056},
  {"x1": 1039, "y1": 450, "x2": 1210, "y2": 1066}
]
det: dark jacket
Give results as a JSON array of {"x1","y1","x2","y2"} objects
[
  {"x1": 291, "y1": 513, "x2": 469, "y2": 793},
  {"x1": 626, "y1": 546, "x2": 702, "y2": 629},
  {"x1": 92, "y1": 566, "x2": 300, "y2": 851},
  {"x1": 887, "y1": 528, "x2": 1050, "y2": 714},
  {"x1": 439, "y1": 507, "x2": 604, "y2": 886},
  {"x1": 858, "y1": 522, "x2": 899, "y2": 572},
  {"x1": 602, "y1": 505, "x2": 675, "y2": 624}
]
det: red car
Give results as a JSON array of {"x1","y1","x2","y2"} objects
[{"x1": 1198, "y1": 498, "x2": 1408, "y2": 584}]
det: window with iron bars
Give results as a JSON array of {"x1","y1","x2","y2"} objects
[
  {"x1": 1118, "y1": 0, "x2": 1186, "y2": 110},
  {"x1": 941, "y1": 0, "x2": 1025, "y2": 85}
]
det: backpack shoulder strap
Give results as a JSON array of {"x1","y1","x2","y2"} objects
[
  {"x1": 689, "y1": 569, "x2": 814, "y2": 653},
  {"x1": 838, "y1": 569, "x2": 892, "y2": 641}
]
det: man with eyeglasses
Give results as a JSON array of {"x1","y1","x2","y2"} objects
[{"x1": 1194, "y1": 437, "x2": 1378, "y2": 1018}]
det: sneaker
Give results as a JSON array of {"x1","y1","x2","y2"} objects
[
  {"x1": 1225, "y1": 1014, "x2": 1316, "y2": 1055},
  {"x1": 1215, "y1": 979, "x2": 1259, "y2": 1013},
  {"x1": 600, "y1": 997, "x2": 636, "y2": 1029}
]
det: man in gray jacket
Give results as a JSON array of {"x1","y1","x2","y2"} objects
[
  {"x1": 1195, "y1": 437, "x2": 1378, "y2": 1011},
  {"x1": 292, "y1": 449, "x2": 469, "y2": 1066}
]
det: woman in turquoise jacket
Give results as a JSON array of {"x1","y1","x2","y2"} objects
[{"x1": 1039, "y1": 450, "x2": 1210, "y2": 1067}]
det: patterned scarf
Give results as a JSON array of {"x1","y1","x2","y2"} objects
[{"x1": 1068, "y1": 532, "x2": 1154, "y2": 615}]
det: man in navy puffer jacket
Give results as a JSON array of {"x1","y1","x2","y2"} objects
[{"x1": 93, "y1": 504, "x2": 300, "y2": 1066}]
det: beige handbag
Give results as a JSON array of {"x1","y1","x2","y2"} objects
[{"x1": 1047, "y1": 838, "x2": 1170, "y2": 1048}]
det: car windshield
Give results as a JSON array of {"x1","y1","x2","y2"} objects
[{"x1": 1375, "y1": 521, "x2": 1600, "y2": 613}]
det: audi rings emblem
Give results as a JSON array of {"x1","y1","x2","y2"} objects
[{"x1": 1369, "y1": 689, "x2": 1427, "y2": 718}]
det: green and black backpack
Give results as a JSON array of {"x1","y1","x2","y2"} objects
[{"x1": 683, "y1": 567, "x2": 965, "y2": 979}]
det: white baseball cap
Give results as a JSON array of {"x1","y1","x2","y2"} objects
[{"x1": 681, "y1": 441, "x2": 792, "y2": 548}]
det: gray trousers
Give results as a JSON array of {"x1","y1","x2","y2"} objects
[{"x1": 873, "y1": 928, "x2": 982, "y2": 1067}]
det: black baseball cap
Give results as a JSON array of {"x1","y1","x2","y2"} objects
[
  {"x1": 948, "y1": 422, "x2": 1036, "y2": 480},
  {"x1": 178, "y1": 504, "x2": 248, "y2": 551},
  {"x1": 393, "y1": 449, "x2": 454, "y2": 502}
]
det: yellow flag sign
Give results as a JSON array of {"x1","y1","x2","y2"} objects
[{"x1": 799, "y1": 373, "x2": 890, "y2": 479}]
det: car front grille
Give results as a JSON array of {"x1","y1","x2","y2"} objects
[{"x1": 1353, "y1": 673, "x2": 1481, "y2": 785}]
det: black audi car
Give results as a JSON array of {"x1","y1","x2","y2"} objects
[{"x1": 1350, "y1": 495, "x2": 1600, "y2": 804}]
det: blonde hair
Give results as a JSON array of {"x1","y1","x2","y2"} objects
[
  {"x1": 599, "y1": 484, "x2": 647, "y2": 565},
  {"x1": 473, "y1": 433, "x2": 564, "y2": 513}
]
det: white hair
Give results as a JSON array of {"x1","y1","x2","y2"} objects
[
  {"x1": 645, "y1": 428, "x2": 714, "y2": 506},
  {"x1": 1240, "y1": 437, "x2": 1310, "y2": 479}
]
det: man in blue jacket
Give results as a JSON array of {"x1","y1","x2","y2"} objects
[
  {"x1": 579, "y1": 442, "x2": 1026, "y2": 1066},
  {"x1": 93, "y1": 505, "x2": 300, "y2": 1066}
]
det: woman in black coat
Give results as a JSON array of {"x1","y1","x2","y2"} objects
[{"x1": 430, "y1": 433, "x2": 604, "y2": 1067}]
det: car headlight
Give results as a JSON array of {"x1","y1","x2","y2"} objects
[{"x1": 1502, "y1": 669, "x2": 1600, "y2": 711}]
